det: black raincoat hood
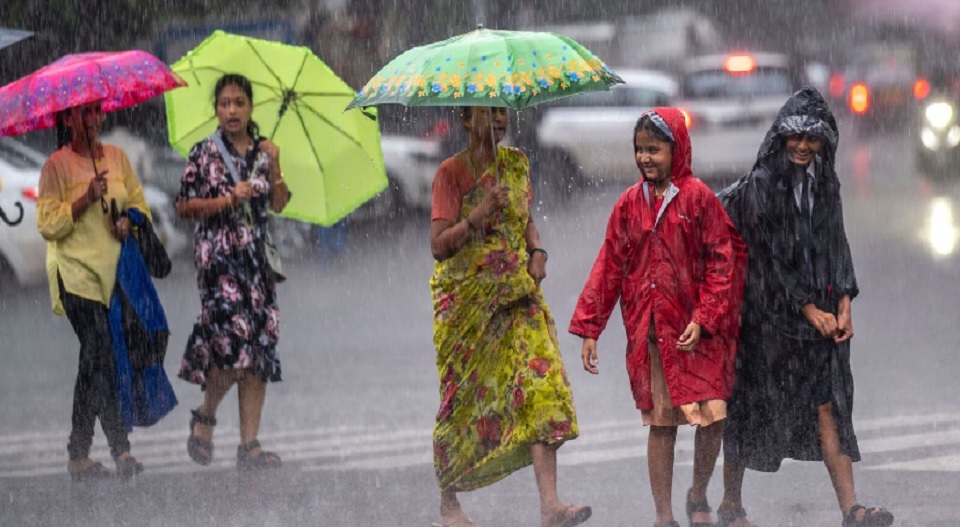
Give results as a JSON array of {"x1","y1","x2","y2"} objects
[{"x1": 754, "y1": 86, "x2": 839, "y2": 169}]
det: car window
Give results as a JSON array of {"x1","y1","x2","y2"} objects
[
  {"x1": 550, "y1": 85, "x2": 669, "y2": 107},
  {"x1": 683, "y1": 67, "x2": 792, "y2": 99},
  {"x1": 0, "y1": 139, "x2": 43, "y2": 170}
]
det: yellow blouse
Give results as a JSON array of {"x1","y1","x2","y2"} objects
[{"x1": 37, "y1": 144, "x2": 150, "y2": 314}]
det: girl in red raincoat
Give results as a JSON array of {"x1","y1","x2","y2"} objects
[{"x1": 569, "y1": 108, "x2": 746, "y2": 527}]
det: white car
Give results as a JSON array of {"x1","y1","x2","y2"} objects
[
  {"x1": 351, "y1": 133, "x2": 440, "y2": 221},
  {"x1": 0, "y1": 138, "x2": 45, "y2": 287},
  {"x1": 534, "y1": 69, "x2": 678, "y2": 185},
  {"x1": 0, "y1": 138, "x2": 186, "y2": 289},
  {"x1": 675, "y1": 52, "x2": 805, "y2": 182}
]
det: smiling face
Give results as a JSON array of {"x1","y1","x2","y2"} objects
[
  {"x1": 634, "y1": 129, "x2": 673, "y2": 185},
  {"x1": 215, "y1": 83, "x2": 253, "y2": 136},
  {"x1": 785, "y1": 133, "x2": 822, "y2": 166},
  {"x1": 462, "y1": 106, "x2": 508, "y2": 145}
]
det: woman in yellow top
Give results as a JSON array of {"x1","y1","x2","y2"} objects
[
  {"x1": 428, "y1": 106, "x2": 590, "y2": 527},
  {"x1": 36, "y1": 101, "x2": 149, "y2": 479}
]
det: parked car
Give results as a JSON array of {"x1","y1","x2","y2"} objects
[
  {"x1": 0, "y1": 137, "x2": 187, "y2": 289},
  {"x1": 351, "y1": 133, "x2": 441, "y2": 222},
  {"x1": 533, "y1": 68, "x2": 678, "y2": 186},
  {"x1": 675, "y1": 52, "x2": 805, "y2": 183}
]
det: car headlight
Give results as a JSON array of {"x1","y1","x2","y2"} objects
[{"x1": 925, "y1": 102, "x2": 954, "y2": 130}]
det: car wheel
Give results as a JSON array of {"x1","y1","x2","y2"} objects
[{"x1": 0, "y1": 253, "x2": 16, "y2": 293}]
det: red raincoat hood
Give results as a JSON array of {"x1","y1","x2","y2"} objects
[{"x1": 641, "y1": 107, "x2": 693, "y2": 184}]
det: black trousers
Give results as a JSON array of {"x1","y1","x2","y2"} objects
[{"x1": 59, "y1": 278, "x2": 130, "y2": 460}]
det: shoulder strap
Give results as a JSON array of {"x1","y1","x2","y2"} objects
[{"x1": 208, "y1": 132, "x2": 243, "y2": 183}]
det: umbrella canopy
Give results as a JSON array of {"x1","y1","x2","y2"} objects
[
  {"x1": 0, "y1": 27, "x2": 32, "y2": 51},
  {"x1": 0, "y1": 50, "x2": 185, "y2": 137},
  {"x1": 166, "y1": 30, "x2": 386, "y2": 227},
  {"x1": 347, "y1": 26, "x2": 624, "y2": 110}
]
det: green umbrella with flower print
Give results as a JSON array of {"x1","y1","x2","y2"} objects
[{"x1": 346, "y1": 26, "x2": 624, "y2": 110}]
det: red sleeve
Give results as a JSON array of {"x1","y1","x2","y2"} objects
[
  {"x1": 431, "y1": 158, "x2": 468, "y2": 222},
  {"x1": 569, "y1": 190, "x2": 632, "y2": 340},
  {"x1": 691, "y1": 185, "x2": 737, "y2": 335}
]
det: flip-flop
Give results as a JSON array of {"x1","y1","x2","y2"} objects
[{"x1": 545, "y1": 504, "x2": 592, "y2": 527}]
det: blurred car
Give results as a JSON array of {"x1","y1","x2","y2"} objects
[
  {"x1": 533, "y1": 69, "x2": 678, "y2": 185},
  {"x1": 834, "y1": 41, "x2": 927, "y2": 123},
  {"x1": 915, "y1": 78, "x2": 960, "y2": 177},
  {"x1": 675, "y1": 52, "x2": 805, "y2": 182},
  {"x1": 0, "y1": 137, "x2": 186, "y2": 289},
  {"x1": 350, "y1": 133, "x2": 441, "y2": 222},
  {"x1": 0, "y1": 137, "x2": 45, "y2": 287}
]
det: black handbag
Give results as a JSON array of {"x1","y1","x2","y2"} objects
[{"x1": 135, "y1": 218, "x2": 172, "y2": 279}]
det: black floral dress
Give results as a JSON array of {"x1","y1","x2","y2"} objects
[{"x1": 178, "y1": 131, "x2": 281, "y2": 386}]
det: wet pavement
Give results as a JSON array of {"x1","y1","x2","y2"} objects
[{"x1": 1, "y1": 125, "x2": 959, "y2": 526}]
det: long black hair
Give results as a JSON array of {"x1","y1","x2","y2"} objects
[
  {"x1": 214, "y1": 73, "x2": 260, "y2": 139},
  {"x1": 55, "y1": 110, "x2": 72, "y2": 149}
]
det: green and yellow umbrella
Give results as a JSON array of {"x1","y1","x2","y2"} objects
[
  {"x1": 166, "y1": 30, "x2": 386, "y2": 226},
  {"x1": 347, "y1": 26, "x2": 624, "y2": 110}
]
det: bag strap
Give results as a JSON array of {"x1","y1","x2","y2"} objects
[{"x1": 208, "y1": 132, "x2": 276, "y2": 243}]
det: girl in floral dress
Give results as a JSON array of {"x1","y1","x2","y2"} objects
[
  {"x1": 176, "y1": 74, "x2": 291, "y2": 471},
  {"x1": 429, "y1": 105, "x2": 590, "y2": 527}
]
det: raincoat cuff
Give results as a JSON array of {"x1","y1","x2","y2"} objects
[
  {"x1": 568, "y1": 325, "x2": 600, "y2": 341},
  {"x1": 692, "y1": 314, "x2": 716, "y2": 338}
]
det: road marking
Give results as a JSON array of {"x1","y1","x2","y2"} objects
[{"x1": 2, "y1": 412, "x2": 959, "y2": 479}]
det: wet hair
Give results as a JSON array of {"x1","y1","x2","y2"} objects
[
  {"x1": 633, "y1": 113, "x2": 673, "y2": 149},
  {"x1": 214, "y1": 73, "x2": 260, "y2": 139},
  {"x1": 55, "y1": 110, "x2": 72, "y2": 149}
]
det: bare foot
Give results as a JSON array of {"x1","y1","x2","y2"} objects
[{"x1": 691, "y1": 510, "x2": 713, "y2": 524}]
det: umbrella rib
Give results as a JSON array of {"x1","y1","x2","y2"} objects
[
  {"x1": 245, "y1": 39, "x2": 288, "y2": 92},
  {"x1": 291, "y1": 100, "x2": 329, "y2": 214},
  {"x1": 177, "y1": 65, "x2": 282, "y2": 97},
  {"x1": 269, "y1": 50, "x2": 310, "y2": 138},
  {"x1": 296, "y1": 103, "x2": 369, "y2": 151}
]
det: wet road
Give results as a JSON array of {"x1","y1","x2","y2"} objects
[{"x1": 1, "y1": 125, "x2": 959, "y2": 527}]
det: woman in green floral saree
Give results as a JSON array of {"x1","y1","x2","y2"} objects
[{"x1": 428, "y1": 106, "x2": 590, "y2": 527}]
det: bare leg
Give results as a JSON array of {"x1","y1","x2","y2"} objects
[
  {"x1": 689, "y1": 421, "x2": 724, "y2": 524},
  {"x1": 819, "y1": 402, "x2": 857, "y2": 517},
  {"x1": 718, "y1": 461, "x2": 752, "y2": 527},
  {"x1": 194, "y1": 367, "x2": 237, "y2": 443},
  {"x1": 438, "y1": 490, "x2": 474, "y2": 526},
  {"x1": 238, "y1": 370, "x2": 267, "y2": 447},
  {"x1": 648, "y1": 425, "x2": 678, "y2": 527},
  {"x1": 532, "y1": 442, "x2": 563, "y2": 523}
]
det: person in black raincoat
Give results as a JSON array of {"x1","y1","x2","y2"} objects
[{"x1": 715, "y1": 87, "x2": 893, "y2": 527}]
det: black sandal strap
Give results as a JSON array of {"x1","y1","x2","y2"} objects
[
  {"x1": 190, "y1": 409, "x2": 217, "y2": 427},
  {"x1": 717, "y1": 506, "x2": 749, "y2": 526},
  {"x1": 237, "y1": 439, "x2": 262, "y2": 457},
  {"x1": 844, "y1": 504, "x2": 894, "y2": 527}
]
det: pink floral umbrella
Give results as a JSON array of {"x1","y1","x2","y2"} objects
[
  {"x1": 0, "y1": 50, "x2": 185, "y2": 136},
  {"x1": 0, "y1": 50, "x2": 185, "y2": 213}
]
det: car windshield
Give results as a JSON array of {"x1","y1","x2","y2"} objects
[
  {"x1": 0, "y1": 138, "x2": 44, "y2": 170},
  {"x1": 683, "y1": 67, "x2": 792, "y2": 98},
  {"x1": 550, "y1": 84, "x2": 671, "y2": 107}
]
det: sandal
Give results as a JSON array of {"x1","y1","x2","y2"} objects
[
  {"x1": 68, "y1": 460, "x2": 113, "y2": 481},
  {"x1": 842, "y1": 504, "x2": 893, "y2": 527},
  {"x1": 544, "y1": 504, "x2": 592, "y2": 527},
  {"x1": 686, "y1": 488, "x2": 713, "y2": 527},
  {"x1": 187, "y1": 409, "x2": 216, "y2": 466},
  {"x1": 430, "y1": 519, "x2": 482, "y2": 527},
  {"x1": 716, "y1": 506, "x2": 755, "y2": 527},
  {"x1": 114, "y1": 454, "x2": 144, "y2": 478},
  {"x1": 236, "y1": 439, "x2": 281, "y2": 472}
]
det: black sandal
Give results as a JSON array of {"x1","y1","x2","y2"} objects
[
  {"x1": 686, "y1": 488, "x2": 713, "y2": 527},
  {"x1": 114, "y1": 454, "x2": 144, "y2": 478},
  {"x1": 68, "y1": 460, "x2": 113, "y2": 481},
  {"x1": 187, "y1": 409, "x2": 217, "y2": 466},
  {"x1": 236, "y1": 439, "x2": 281, "y2": 472},
  {"x1": 716, "y1": 506, "x2": 755, "y2": 527},
  {"x1": 842, "y1": 504, "x2": 894, "y2": 527}
]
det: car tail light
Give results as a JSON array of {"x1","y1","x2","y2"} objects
[
  {"x1": 22, "y1": 186, "x2": 39, "y2": 201},
  {"x1": 849, "y1": 83, "x2": 869, "y2": 115},
  {"x1": 829, "y1": 73, "x2": 845, "y2": 98},
  {"x1": 724, "y1": 55, "x2": 755, "y2": 74},
  {"x1": 914, "y1": 78, "x2": 931, "y2": 100},
  {"x1": 678, "y1": 108, "x2": 693, "y2": 130}
]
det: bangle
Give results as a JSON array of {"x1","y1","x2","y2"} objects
[
  {"x1": 529, "y1": 247, "x2": 548, "y2": 260},
  {"x1": 465, "y1": 216, "x2": 479, "y2": 231}
]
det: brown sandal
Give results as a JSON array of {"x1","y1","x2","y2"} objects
[
  {"x1": 68, "y1": 460, "x2": 113, "y2": 481},
  {"x1": 114, "y1": 454, "x2": 144, "y2": 478},
  {"x1": 236, "y1": 439, "x2": 281, "y2": 472},
  {"x1": 842, "y1": 504, "x2": 893, "y2": 527},
  {"x1": 187, "y1": 409, "x2": 216, "y2": 466},
  {"x1": 544, "y1": 504, "x2": 592, "y2": 527}
]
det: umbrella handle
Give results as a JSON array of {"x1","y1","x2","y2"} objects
[
  {"x1": 83, "y1": 129, "x2": 109, "y2": 214},
  {"x1": 0, "y1": 202, "x2": 24, "y2": 226}
]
